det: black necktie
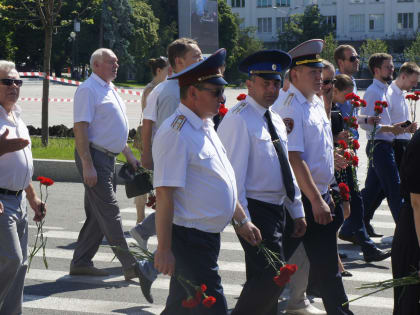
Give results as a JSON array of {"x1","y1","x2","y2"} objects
[{"x1": 264, "y1": 110, "x2": 295, "y2": 202}]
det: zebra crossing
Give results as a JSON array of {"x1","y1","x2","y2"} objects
[{"x1": 22, "y1": 202, "x2": 396, "y2": 315}]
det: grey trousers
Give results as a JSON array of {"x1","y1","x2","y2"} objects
[
  {"x1": 133, "y1": 212, "x2": 156, "y2": 240},
  {"x1": 0, "y1": 193, "x2": 28, "y2": 315},
  {"x1": 72, "y1": 148, "x2": 136, "y2": 270},
  {"x1": 286, "y1": 243, "x2": 310, "y2": 310}
]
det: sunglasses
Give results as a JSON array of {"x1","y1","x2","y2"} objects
[
  {"x1": 0, "y1": 79, "x2": 23, "y2": 87},
  {"x1": 322, "y1": 79, "x2": 336, "y2": 85},
  {"x1": 197, "y1": 86, "x2": 225, "y2": 98},
  {"x1": 348, "y1": 55, "x2": 360, "y2": 62}
]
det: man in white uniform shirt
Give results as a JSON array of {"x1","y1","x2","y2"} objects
[
  {"x1": 218, "y1": 50, "x2": 309, "y2": 315},
  {"x1": 152, "y1": 49, "x2": 261, "y2": 315},
  {"x1": 360, "y1": 53, "x2": 406, "y2": 231},
  {"x1": 0, "y1": 60, "x2": 45, "y2": 315},
  {"x1": 274, "y1": 39, "x2": 354, "y2": 315},
  {"x1": 70, "y1": 49, "x2": 150, "y2": 301}
]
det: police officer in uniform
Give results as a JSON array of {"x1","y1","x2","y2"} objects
[
  {"x1": 152, "y1": 49, "x2": 262, "y2": 315},
  {"x1": 217, "y1": 50, "x2": 307, "y2": 315},
  {"x1": 273, "y1": 39, "x2": 354, "y2": 315}
]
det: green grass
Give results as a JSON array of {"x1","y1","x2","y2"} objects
[
  {"x1": 113, "y1": 81, "x2": 146, "y2": 89},
  {"x1": 31, "y1": 137, "x2": 141, "y2": 162}
]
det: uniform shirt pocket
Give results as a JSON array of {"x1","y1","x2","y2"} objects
[{"x1": 251, "y1": 131, "x2": 277, "y2": 161}]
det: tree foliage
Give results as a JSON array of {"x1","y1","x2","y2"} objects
[
  {"x1": 278, "y1": 5, "x2": 334, "y2": 52},
  {"x1": 404, "y1": 32, "x2": 420, "y2": 64},
  {"x1": 321, "y1": 33, "x2": 337, "y2": 66},
  {"x1": 360, "y1": 39, "x2": 388, "y2": 68}
]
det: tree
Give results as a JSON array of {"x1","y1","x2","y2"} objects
[
  {"x1": 278, "y1": 5, "x2": 334, "y2": 52},
  {"x1": 360, "y1": 39, "x2": 388, "y2": 68},
  {"x1": 321, "y1": 33, "x2": 337, "y2": 66},
  {"x1": 404, "y1": 32, "x2": 420, "y2": 64}
]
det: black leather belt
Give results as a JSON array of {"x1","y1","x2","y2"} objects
[
  {"x1": 90, "y1": 143, "x2": 119, "y2": 158},
  {"x1": 0, "y1": 188, "x2": 23, "y2": 196}
]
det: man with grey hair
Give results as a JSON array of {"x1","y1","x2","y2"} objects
[
  {"x1": 70, "y1": 48, "x2": 152, "y2": 302},
  {"x1": 0, "y1": 60, "x2": 45, "y2": 314}
]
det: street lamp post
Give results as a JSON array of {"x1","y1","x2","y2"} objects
[
  {"x1": 74, "y1": 18, "x2": 80, "y2": 80},
  {"x1": 69, "y1": 31, "x2": 76, "y2": 79}
]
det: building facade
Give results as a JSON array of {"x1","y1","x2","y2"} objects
[{"x1": 227, "y1": 0, "x2": 420, "y2": 43}]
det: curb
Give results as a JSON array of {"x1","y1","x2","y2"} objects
[{"x1": 33, "y1": 159, "x2": 125, "y2": 185}]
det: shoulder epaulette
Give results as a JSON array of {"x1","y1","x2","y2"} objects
[
  {"x1": 232, "y1": 101, "x2": 248, "y2": 114},
  {"x1": 171, "y1": 115, "x2": 187, "y2": 131},
  {"x1": 284, "y1": 93, "x2": 295, "y2": 107}
]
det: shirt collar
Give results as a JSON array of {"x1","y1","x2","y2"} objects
[
  {"x1": 91, "y1": 73, "x2": 114, "y2": 88},
  {"x1": 390, "y1": 81, "x2": 403, "y2": 95},
  {"x1": 0, "y1": 103, "x2": 21, "y2": 119},
  {"x1": 289, "y1": 83, "x2": 313, "y2": 106},
  {"x1": 373, "y1": 78, "x2": 388, "y2": 90},
  {"x1": 178, "y1": 103, "x2": 205, "y2": 130},
  {"x1": 246, "y1": 95, "x2": 269, "y2": 117}
]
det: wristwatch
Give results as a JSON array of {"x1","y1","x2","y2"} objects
[{"x1": 232, "y1": 217, "x2": 250, "y2": 228}]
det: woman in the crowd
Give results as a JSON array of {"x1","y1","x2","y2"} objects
[
  {"x1": 134, "y1": 56, "x2": 169, "y2": 224},
  {"x1": 392, "y1": 129, "x2": 420, "y2": 315}
]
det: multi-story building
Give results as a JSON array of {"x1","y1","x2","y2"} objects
[{"x1": 227, "y1": 0, "x2": 420, "y2": 43}]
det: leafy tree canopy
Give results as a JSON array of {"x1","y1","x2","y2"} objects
[{"x1": 404, "y1": 32, "x2": 420, "y2": 64}]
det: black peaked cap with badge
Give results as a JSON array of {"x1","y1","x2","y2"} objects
[
  {"x1": 168, "y1": 48, "x2": 228, "y2": 87},
  {"x1": 239, "y1": 49, "x2": 292, "y2": 80},
  {"x1": 288, "y1": 39, "x2": 325, "y2": 68}
]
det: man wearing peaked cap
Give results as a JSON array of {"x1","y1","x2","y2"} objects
[
  {"x1": 152, "y1": 48, "x2": 262, "y2": 315},
  {"x1": 218, "y1": 50, "x2": 307, "y2": 315},
  {"x1": 273, "y1": 39, "x2": 354, "y2": 314}
]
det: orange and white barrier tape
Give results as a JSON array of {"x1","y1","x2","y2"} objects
[
  {"x1": 19, "y1": 72, "x2": 142, "y2": 96},
  {"x1": 18, "y1": 97, "x2": 141, "y2": 103}
]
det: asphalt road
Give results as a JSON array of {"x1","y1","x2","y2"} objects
[{"x1": 19, "y1": 82, "x2": 398, "y2": 314}]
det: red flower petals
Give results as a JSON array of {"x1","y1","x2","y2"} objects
[
  {"x1": 343, "y1": 151, "x2": 352, "y2": 160},
  {"x1": 182, "y1": 296, "x2": 200, "y2": 308},
  {"x1": 273, "y1": 264, "x2": 298, "y2": 287},
  {"x1": 37, "y1": 176, "x2": 54, "y2": 186},
  {"x1": 352, "y1": 139, "x2": 360, "y2": 150},
  {"x1": 338, "y1": 140, "x2": 348, "y2": 150},
  {"x1": 218, "y1": 104, "x2": 228, "y2": 116},
  {"x1": 374, "y1": 105, "x2": 383, "y2": 115},
  {"x1": 338, "y1": 182, "x2": 350, "y2": 201},
  {"x1": 352, "y1": 155, "x2": 359, "y2": 167},
  {"x1": 237, "y1": 93, "x2": 247, "y2": 101},
  {"x1": 202, "y1": 296, "x2": 217, "y2": 308}
]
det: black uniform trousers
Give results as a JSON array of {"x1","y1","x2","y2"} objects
[
  {"x1": 231, "y1": 198, "x2": 286, "y2": 315},
  {"x1": 284, "y1": 193, "x2": 354, "y2": 315},
  {"x1": 161, "y1": 224, "x2": 227, "y2": 315}
]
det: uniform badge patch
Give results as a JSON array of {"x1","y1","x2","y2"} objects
[
  {"x1": 283, "y1": 118, "x2": 294, "y2": 134},
  {"x1": 171, "y1": 115, "x2": 187, "y2": 131}
]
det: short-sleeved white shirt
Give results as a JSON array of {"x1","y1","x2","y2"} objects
[
  {"x1": 360, "y1": 79, "x2": 394, "y2": 142},
  {"x1": 217, "y1": 95, "x2": 304, "y2": 220},
  {"x1": 388, "y1": 81, "x2": 411, "y2": 140},
  {"x1": 73, "y1": 73, "x2": 129, "y2": 153},
  {"x1": 0, "y1": 104, "x2": 33, "y2": 191},
  {"x1": 273, "y1": 84, "x2": 335, "y2": 195},
  {"x1": 152, "y1": 103, "x2": 237, "y2": 233}
]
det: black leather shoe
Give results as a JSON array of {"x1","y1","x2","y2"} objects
[
  {"x1": 363, "y1": 248, "x2": 391, "y2": 263},
  {"x1": 338, "y1": 233, "x2": 360, "y2": 245},
  {"x1": 341, "y1": 270, "x2": 353, "y2": 277},
  {"x1": 365, "y1": 221, "x2": 383, "y2": 238},
  {"x1": 134, "y1": 263, "x2": 154, "y2": 303}
]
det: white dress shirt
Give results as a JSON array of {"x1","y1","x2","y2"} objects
[
  {"x1": 360, "y1": 79, "x2": 394, "y2": 142},
  {"x1": 217, "y1": 95, "x2": 304, "y2": 220},
  {"x1": 272, "y1": 89, "x2": 289, "y2": 109},
  {"x1": 73, "y1": 73, "x2": 129, "y2": 153},
  {"x1": 152, "y1": 103, "x2": 237, "y2": 233},
  {"x1": 273, "y1": 84, "x2": 335, "y2": 195},
  {"x1": 0, "y1": 104, "x2": 33, "y2": 191},
  {"x1": 388, "y1": 81, "x2": 411, "y2": 140}
]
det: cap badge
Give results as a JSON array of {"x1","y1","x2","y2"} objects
[{"x1": 272, "y1": 64, "x2": 277, "y2": 71}]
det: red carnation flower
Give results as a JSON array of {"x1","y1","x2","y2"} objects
[
  {"x1": 374, "y1": 105, "x2": 383, "y2": 114},
  {"x1": 375, "y1": 101, "x2": 382, "y2": 106},
  {"x1": 381, "y1": 101, "x2": 388, "y2": 108},
  {"x1": 237, "y1": 93, "x2": 247, "y2": 101},
  {"x1": 352, "y1": 139, "x2": 360, "y2": 150},
  {"x1": 338, "y1": 182, "x2": 350, "y2": 201},
  {"x1": 360, "y1": 99, "x2": 367, "y2": 107},
  {"x1": 352, "y1": 101, "x2": 360, "y2": 108},
  {"x1": 354, "y1": 95, "x2": 360, "y2": 101},
  {"x1": 343, "y1": 117, "x2": 349, "y2": 123},
  {"x1": 345, "y1": 92, "x2": 355, "y2": 100},
  {"x1": 202, "y1": 296, "x2": 217, "y2": 308},
  {"x1": 338, "y1": 140, "x2": 348, "y2": 150},
  {"x1": 37, "y1": 176, "x2": 54, "y2": 186},
  {"x1": 406, "y1": 94, "x2": 413, "y2": 100},
  {"x1": 352, "y1": 155, "x2": 359, "y2": 167},
  {"x1": 219, "y1": 104, "x2": 228, "y2": 116},
  {"x1": 182, "y1": 296, "x2": 200, "y2": 308},
  {"x1": 343, "y1": 151, "x2": 352, "y2": 160},
  {"x1": 414, "y1": 95, "x2": 420, "y2": 101},
  {"x1": 273, "y1": 264, "x2": 298, "y2": 287},
  {"x1": 414, "y1": 91, "x2": 420, "y2": 96}
]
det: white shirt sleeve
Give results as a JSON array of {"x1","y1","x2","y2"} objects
[
  {"x1": 73, "y1": 86, "x2": 95, "y2": 124},
  {"x1": 360, "y1": 88, "x2": 378, "y2": 132},
  {"x1": 217, "y1": 114, "x2": 251, "y2": 219},
  {"x1": 152, "y1": 127, "x2": 189, "y2": 188},
  {"x1": 143, "y1": 87, "x2": 159, "y2": 122}
]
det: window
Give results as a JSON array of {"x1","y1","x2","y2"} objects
[
  {"x1": 349, "y1": 0, "x2": 365, "y2": 3},
  {"x1": 258, "y1": 17, "x2": 272, "y2": 33},
  {"x1": 398, "y1": 13, "x2": 413, "y2": 29},
  {"x1": 397, "y1": 0, "x2": 413, "y2": 2},
  {"x1": 275, "y1": 0, "x2": 290, "y2": 6},
  {"x1": 276, "y1": 16, "x2": 289, "y2": 33},
  {"x1": 324, "y1": 15, "x2": 337, "y2": 28},
  {"x1": 231, "y1": 0, "x2": 245, "y2": 7},
  {"x1": 257, "y1": 0, "x2": 272, "y2": 7},
  {"x1": 349, "y1": 14, "x2": 365, "y2": 32},
  {"x1": 369, "y1": 14, "x2": 384, "y2": 31}
]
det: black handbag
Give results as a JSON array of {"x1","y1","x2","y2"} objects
[{"x1": 118, "y1": 163, "x2": 154, "y2": 198}]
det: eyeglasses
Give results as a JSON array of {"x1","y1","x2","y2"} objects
[
  {"x1": 348, "y1": 55, "x2": 360, "y2": 62},
  {"x1": 197, "y1": 86, "x2": 225, "y2": 98},
  {"x1": 0, "y1": 79, "x2": 23, "y2": 87},
  {"x1": 322, "y1": 79, "x2": 336, "y2": 85}
]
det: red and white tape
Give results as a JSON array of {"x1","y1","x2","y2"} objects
[
  {"x1": 18, "y1": 97, "x2": 141, "y2": 103},
  {"x1": 19, "y1": 72, "x2": 142, "y2": 96}
]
